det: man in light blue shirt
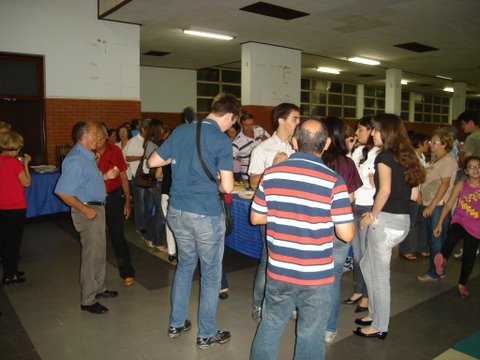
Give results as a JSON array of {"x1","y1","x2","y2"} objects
[{"x1": 55, "y1": 121, "x2": 120, "y2": 315}]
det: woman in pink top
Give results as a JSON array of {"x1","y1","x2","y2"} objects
[
  {"x1": 0, "y1": 131, "x2": 31, "y2": 285},
  {"x1": 432, "y1": 156, "x2": 480, "y2": 298}
]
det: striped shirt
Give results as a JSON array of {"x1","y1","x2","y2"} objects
[
  {"x1": 251, "y1": 152, "x2": 353, "y2": 286},
  {"x1": 233, "y1": 127, "x2": 270, "y2": 181}
]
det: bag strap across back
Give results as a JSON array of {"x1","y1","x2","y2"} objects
[{"x1": 195, "y1": 119, "x2": 217, "y2": 183}]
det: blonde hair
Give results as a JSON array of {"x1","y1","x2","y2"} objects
[{"x1": 0, "y1": 131, "x2": 24, "y2": 151}]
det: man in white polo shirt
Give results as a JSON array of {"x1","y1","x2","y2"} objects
[{"x1": 248, "y1": 103, "x2": 301, "y2": 320}]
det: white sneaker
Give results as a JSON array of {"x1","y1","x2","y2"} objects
[
  {"x1": 290, "y1": 310, "x2": 298, "y2": 320},
  {"x1": 324, "y1": 330, "x2": 337, "y2": 344}
]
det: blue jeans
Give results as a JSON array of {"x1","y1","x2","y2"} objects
[
  {"x1": 326, "y1": 236, "x2": 351, "y2": 332},
  {"x1": 425, "y1": 205, "x2": 450, "y2": 278},
  {"x1": 415, "y1": 205, "x2": 428, "y2": 254},
  {"x1": 252, "y1": 225, "x2": 267, "y2": 309},
  {"x1": 130, "y1": 179, "x2": 147, "y2": 231},
  {"x1": 167, "y1": 206, "x2": 225, "y2": 338},
  {"x1": 250, "y1": 278, "x2": 332, "y2": 360},
  {"x1": 352, "y1": 204, "x2": 370, "y2": 296},
  {"x1": 399, "y1": 201, "x2": 419, "y2": 255}
]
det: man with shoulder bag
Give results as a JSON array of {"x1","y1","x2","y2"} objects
[{"x1": 148, "y1": 93, "x2": 240, "y2": 349}]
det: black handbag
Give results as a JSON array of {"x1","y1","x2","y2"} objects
[
  {"x1": 134, "y1": 141, "x2": 157, "y2": 188},
  {"x1": 195, "y1": 120, "x2": 233, "y2": 235}
]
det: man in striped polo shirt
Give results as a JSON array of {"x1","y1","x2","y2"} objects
[
  {"x1": 232, "y1": 112, "x2": 269, "y2": 181},
  {"x1": 249, "y1": 118, "x2": 355, "y2": 360}
]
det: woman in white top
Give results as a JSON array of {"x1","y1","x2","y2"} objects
[
  {"x1": 417, "y1": 128, "x2": 458, "y2": 282},
  {"x1": 343, "y1": 116, "x2": 380, "y2": 313},
  {"x1": 115, "y1": 125, "x2": 131, "y2": 151}
]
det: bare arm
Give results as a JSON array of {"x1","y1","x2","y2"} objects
[
  {"x1": 219, "y1": 170, "x2": 234, "y2": 194},
  {"x1": 18, "y1": 154, "x2": 31, "y2": 187},
  {"x1": 120, "y1": 171, "x2": 131, "y2": 219},
  {"x1": 432, "y1": 181, "x2": 462, "y2": 237},
  {"x1": 410, "y1": 186, "x2": 420, "y2": 202},
  {"x1": 55, "y1": 192, "x2": 97, "y2": 220},
  {"x1": 334, "y1": 222, "x2": 355, "y2": 243},
  {"x1": 250, "y1": 210, "x2": 267, "y2": 225},
  {"x1": 360, "y1": 163, "x2": 391, "y2": 229},
  {"x1": 125, "y1": 155, "x2": 143, "y2": 162},
  {"x1": 249, "y1": 173, "x2": 262, "y2": 191},
  {"x1": 423, "y1": 177, "x2": 451, "y2": 217},
  {"x1": 148, "y1": 151, "x2": 171, "y2": 168}
]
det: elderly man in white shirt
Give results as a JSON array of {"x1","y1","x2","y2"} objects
[{"x1": 232, "y1": 113, "x2": 269, "y2": 182}]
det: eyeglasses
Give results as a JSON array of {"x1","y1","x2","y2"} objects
[
  {"x1": 467, "y1": 164, "x2": 480, "y2": 170},
  {"x1": 428, "y1": 140, "x2": 442, "y2": 145}
]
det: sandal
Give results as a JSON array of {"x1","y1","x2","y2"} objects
[
  {"x1": 458, "y1": 285, "x2": 470, "y2": 298},
  {"x1": 400, "y1": 253, "x2": 417, "y2": 260},
  {"x1": 433, "y1": 253, "x2": 445, "y2": 276}
]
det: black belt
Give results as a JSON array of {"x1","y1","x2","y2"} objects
[{"x1": 84, "y1": 201, "x2": 106, "y2": 206}]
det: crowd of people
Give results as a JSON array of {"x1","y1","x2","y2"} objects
[{"x1": 0, "y1": 101, "x2": 479, "y2": 358}]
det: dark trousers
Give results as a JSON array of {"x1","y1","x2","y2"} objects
[
  {"x1": 441, "y1": 223, "x2": 480, "y2": 286},
  {"x1": 105, "y1": 188, "x2": 135, "y2": 279},
  {"x1": 0, "y1": 209, "x2": 26, "y2": 280}
]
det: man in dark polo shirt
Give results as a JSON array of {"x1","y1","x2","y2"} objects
[
  {"x1": 249, "y1": 119, "x2": 355, "y2": 360},
  {"x1": 95, "y1": 123, "x2": 135, "y2": 287},
  {"x1": 148, "y1": 93, "x2": 240, "y2": 349},
  {"x1": 55, "y1": 121, "x2": 120, "y2": 314}
]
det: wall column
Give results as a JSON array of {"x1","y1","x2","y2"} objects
[
  {"x1": 451, "y1": 82, "x2": 467, "y2": 120},
  {"x1": 241, "y1": 42, "x2": 301, "y2": 132},
  {"x1": 356, "y1": 84, "x2": 364, "y2": 119},
  {"x1": 385, "y1": 68, "x2": 402, "y2": 115}
]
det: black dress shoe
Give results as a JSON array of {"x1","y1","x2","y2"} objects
[
  {"x1": 95, "y1": 290, "x2": 119, "y2": 299},
  {"x1": 15, "y1": 270, "x2": 25, "y2": 277},
  {"x1": 168, "y1": 255, "x2": 177, "y2": 262},
  {"x1": 355, "y1": 318, "x2": 373, "y2": 326},
  {"x1": 355, "y1": 305, "x2": 368, "y2": 313},
  {"x1": 353, "y1": 327, "x2": 387, "y2": 339},
  {"x1": 2, "y1": 276, "x2": 26, "y2": 285},
  {"x1": 342, "y1": 296, "x2": 362, "y2": 305},
  {"x1": 81, "y1": 302, "x2": 108, "y2": 314},
  {"x1": 219, "y1": 292, "x2": 229, "y2": 300}
]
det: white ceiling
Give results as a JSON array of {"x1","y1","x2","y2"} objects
[{"x1": 103, "y1": 0, "x2": 480, "y2": 98}]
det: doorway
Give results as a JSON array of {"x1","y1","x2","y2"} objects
[{"x1": 0, "y1": 52, "x2": 45, "y2": 164}]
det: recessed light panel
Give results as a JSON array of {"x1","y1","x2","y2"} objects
[
  {"x1": 394, "y1": 42, "x2": 439, "y2": 53},
  {"x1": 143, "y1": 51, "x2": 170, "y2": 57},
  {"x1": 240, "y1": 2, "x2": 309, "y2": 20}
]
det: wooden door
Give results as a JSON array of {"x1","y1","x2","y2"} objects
[{"x1": 0, "y1": 53, "x2": 45, "y2": 164}]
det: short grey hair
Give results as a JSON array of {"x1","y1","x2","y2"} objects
[{"x1": 141, "y1": 119, "x2": 151, "y2": 129}]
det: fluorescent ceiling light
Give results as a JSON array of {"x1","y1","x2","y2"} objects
[
  {"x1": 316, "y1": 67, "x2": 340, "y2": 74},
  {"x1": 183, "y1": 27, "x2": 235, "y2": 40},
  {"x1": 436, "y1": 74, "x2": 453, "y2": 80},
  {"x1": 443, "y1": 87, "x2": 454, "y2": 92},
  {"x1": 347, "y1": 57, "x2": 380, "y2": 66},
  {"x1": 401, "y1": 79, "x2": 408, "y2": 85}
]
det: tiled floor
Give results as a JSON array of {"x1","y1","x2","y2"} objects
[{"x1": 1, "y1": 213, "x2": 479, "y2": 360}]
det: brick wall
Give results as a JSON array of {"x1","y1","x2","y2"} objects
[{"x1": 45, "y1": 98, "x2": 141, "y2": 164}]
